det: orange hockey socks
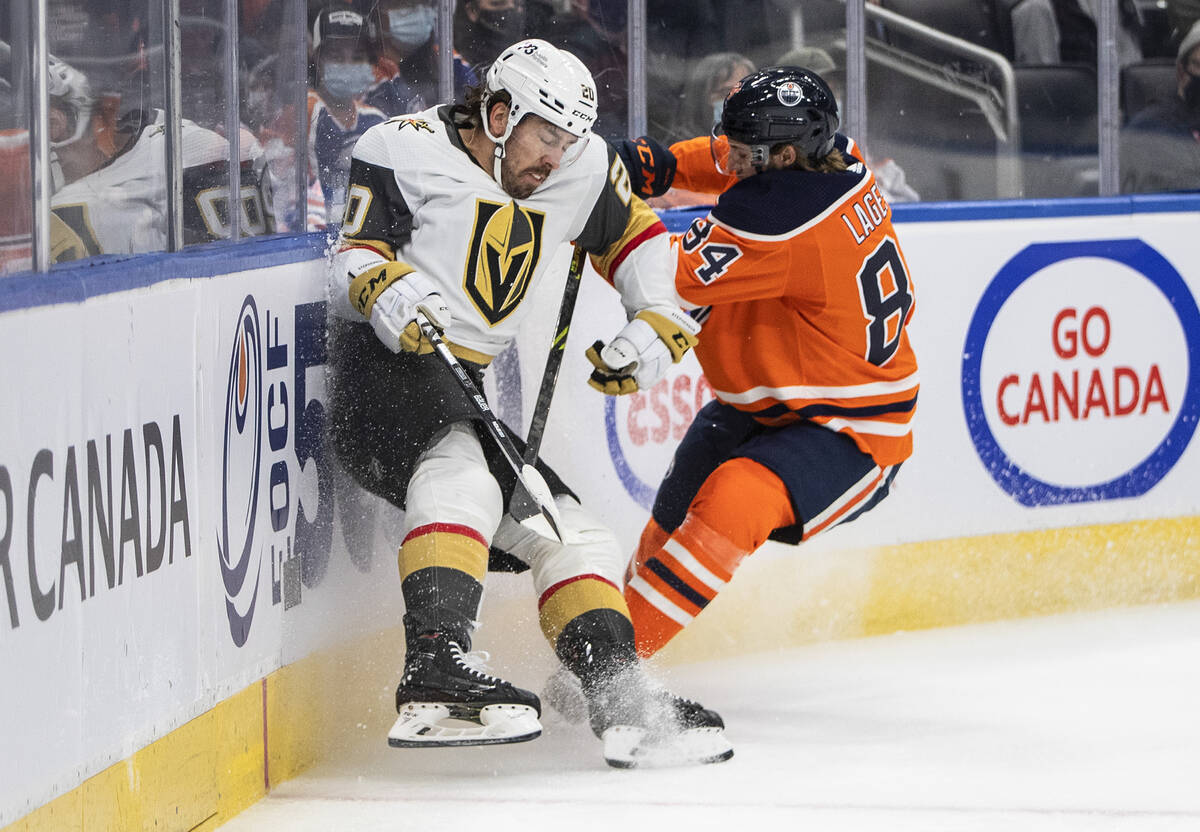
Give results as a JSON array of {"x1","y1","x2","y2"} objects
[
  {"x1": 627, "y1": 516, "x2": 670, "y2": 583},
  {"x1": 625, "y1": 457, "x2": 795, "y2": 656}
]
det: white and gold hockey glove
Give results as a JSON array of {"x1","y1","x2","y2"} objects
[
  {"x1": 349, "y1": 261, "x2": 452, "y2": 353},
  {"x1": 586, "y1": 306, "x2": 701, "y2": 395}
]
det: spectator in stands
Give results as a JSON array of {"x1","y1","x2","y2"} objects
[
  {"x1": 664, "y1": 52, "x2": 755, "y2": 146},
  {"x1": 647, "y1": 47, "x2": 918, "y2": 207},
  {"x1": 307, "y1": 5, "x2": 395, "y2": 229},
  {"x1": 546, "y1": 0, "x2": 630, "y2": 139},
  {"x1": 0, "y1": 121, "x2": 31, "y2": 275},
  {"x1": 243, "y1": 54, "x2": 303, "y2": 231},
  {"x1": 179, "y1": 13, "x2": 230, "y2": 130},
  {"x1": 778, "y1": 45, "x2": 920, "y2": 203},
  {"x1": 232, "y1": 0, "x2": 315, "y2": 233},
  {"x1": 1010, "y1": 0, "x2": 1144, "y2": 68},
  {"x1": 1168, "y1": 1, "x2": 1200, "y2": 43},
  {"x1": 644, "y1": 0, "x2": 796, "y2": 67},
  {"x1": 642, "y1": 0, "x2": 799, "y2": 143},
  {"x1": 453, "y1": 0, "x2": 527, "y2": 71},
  {"x1": 364, "y1": 0, "x2": 476, "y2": 110},
  {"x1": 46, "y1": 55, "x2": 274, "y2": 262},
  {"x1": 1120, "y1": 20, "x2": 1200, "y2": 193}
]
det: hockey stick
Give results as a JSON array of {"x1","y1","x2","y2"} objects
[
  {"x1": 414, "y1": 311, "x2": 564, "y2": 543},
  {"x1": 523, "y1": 244, "x2": 586, "y2": 465}
]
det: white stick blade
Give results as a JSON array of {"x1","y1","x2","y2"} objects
[{"x1": 514, "y1": 464, "x2": 565, "y2": 543}]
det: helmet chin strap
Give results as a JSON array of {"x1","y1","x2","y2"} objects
[
  {"x1": 480, "y1": 96, "x2": 517, "y2": 185},
  {"x1": 492, "y1": 144, "x2": 505, "y2": 183},
  {"x1": 50, "y1": 150, "x2": 64, "y2": 192}
]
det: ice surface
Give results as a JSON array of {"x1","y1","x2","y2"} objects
[{"x1": 219, "y1": 601, "x2": 1200, "y2": 831}]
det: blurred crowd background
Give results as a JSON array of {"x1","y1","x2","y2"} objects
[{"x1": 3, "y1": 0, "x2": 1199, "y2": 275}]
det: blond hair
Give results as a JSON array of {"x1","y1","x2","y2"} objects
[{"x1": 778, "y1": 144, "x2": 849, "y2": 173}]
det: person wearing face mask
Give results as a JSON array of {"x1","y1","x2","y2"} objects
[
  {"x1": 640, "y1": 47, "x2": 919, "y2": 209},
  {"x1": 1009, "y1": 0, "x2": 1145, "y2": 68},
  {"x1": 665, "y1": 52, "x2": 755, "y2": 147},
  {"x1": 307, "y1": 6, "x2": 399, "y2": 230},
  {"x1": 365, "y1": 0, "x2": 477, "y2": 114},
  {"x1": 1120, "y1": 20, "x2": 1200, "y2": 194}
]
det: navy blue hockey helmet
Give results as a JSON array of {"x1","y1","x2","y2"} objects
[{"x1": 720, "y1": 66, "x2": 840, "y2": 161}]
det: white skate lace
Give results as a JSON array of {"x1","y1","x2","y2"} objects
[{"x1": 450, "y1": 644, "x2": 500, "y2": 683}]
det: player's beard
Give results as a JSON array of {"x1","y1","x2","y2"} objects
[{"x1": 501, "y1": 159, "x2": 553, "y2": 200}]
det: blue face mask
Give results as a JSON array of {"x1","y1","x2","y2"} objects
[
  {"x1": 321, "y1": 61, "x2": 375, "y2": 101},
  {"x1": 388, "y1": 6, "x2": 435, "y2": 48},
  {"x1": 712, "y1": 100, "x2": 724, "y2": 127}
]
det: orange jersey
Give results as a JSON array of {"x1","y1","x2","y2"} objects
[
  {"x1": 0, "y1": 130, "x2": 31, "y2": 275},
  {"x1": 672, "y1": 134, "x2": 918, "y2": 466},
  {"x1": 668, "y1": 135, "x2": 737, "y2": 195}
]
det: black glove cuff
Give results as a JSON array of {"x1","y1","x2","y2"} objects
[{"x1": 615, "y1": 136, "x2": 677, "y2": 198}]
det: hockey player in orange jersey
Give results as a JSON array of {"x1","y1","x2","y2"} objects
[{"x1": 607, "y1": 66, "x2": 918, "y2": 657}]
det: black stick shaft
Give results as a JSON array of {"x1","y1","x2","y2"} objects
[
  {"x1": 415, "y1": 312, "x2": 561, "y2": 540},
  {"x1": 524, "y1": 245, "x2": 586, "y2": 466}
]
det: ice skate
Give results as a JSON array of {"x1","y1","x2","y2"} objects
[
  {"x1": 388, "y1": 629, "x2": 542, "y2": 748},
  {"x1": 583, "y1": 666, "x2": 733, "y2": 769},
  {"x1": 542, "y1": 665, "x2": 589, "y2": 724}
]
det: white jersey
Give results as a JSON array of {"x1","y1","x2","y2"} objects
[
  {"x1": 330, "y1": 105, "x2": 675, "y2": 360},
  {"x1": 50, "y1": 111, "x2": 273, "y2": 262}
]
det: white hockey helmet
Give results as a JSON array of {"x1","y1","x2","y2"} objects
[
  {"x1": 47, "y1": 55, "x2": 95, "y2": 148},
  {"x1": 481, "y1": 39, "x2": 597, "y2": 177}
]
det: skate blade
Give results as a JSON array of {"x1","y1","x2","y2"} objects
[
  {"x1": 602, "y1": 725, "x2": 734, "y2": 769},
  {"x1": 542, "y1": 667, "x2": 588, "y2": 724},
  {"x1": 388, "y1": 703, "x2": 542, "y2": 748}
]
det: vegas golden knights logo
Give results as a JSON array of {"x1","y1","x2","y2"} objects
[{"x1": 463, "y1": 199, "x2": 545, "y2": 325}]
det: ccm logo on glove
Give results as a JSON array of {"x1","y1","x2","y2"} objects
[
  {"x1": 349, "y1": 261, "x2": 452, "y2": 353},
  {"x1": 614, "y1": 136, "x2": 677, "y2": 198}
]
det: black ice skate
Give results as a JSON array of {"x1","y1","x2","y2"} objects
[
  {"x1": 387, "y1": 630, "x2": 543, "y2": 748},
  {"x1": 582, "y1": 666, "x2": 733, "y2": 768}
]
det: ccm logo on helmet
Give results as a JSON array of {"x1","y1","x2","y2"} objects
[{"x1": 776, "y1": 81, "x2": 804, "y2": 106}]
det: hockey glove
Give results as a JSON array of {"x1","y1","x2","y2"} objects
[
  {"x1": 614, "y1": 136, "x2": 677, "y2": 198},
  {"x1": 350, "y1": 261, "x2": 452, "y2": 353},
  {"x1": 586, "y1": 307, "x2": 700, "y2": 395}
]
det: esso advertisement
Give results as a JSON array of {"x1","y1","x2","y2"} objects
[
  {"x1": 963, "y1": 239, "x2": 1200, "y2": 506},
  {"x1": 604, "y1": 357, "x2": 713, "y2": 510}
]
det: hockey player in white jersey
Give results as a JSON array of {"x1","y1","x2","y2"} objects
[
  {"x1": 327, "y1": 38, "x2": 731, "y2": 767},
  {"x1": 46, "y1": 56, "x2": 274, "y2": 262}
]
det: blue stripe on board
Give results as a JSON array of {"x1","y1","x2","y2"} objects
[
  {"x1": 0, "y1": 232, "x2": 331, "y2": 314},
  {"x1": 656, "y1": 192, "x2": 1200, "y2": 233},
  {"x1": 3, "y1": 190, "x2": 1199, "y2": 313}
]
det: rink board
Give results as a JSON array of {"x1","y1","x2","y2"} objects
[{"x1": 3, "y1": 194, "x2": 1200, "y2": 828}]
